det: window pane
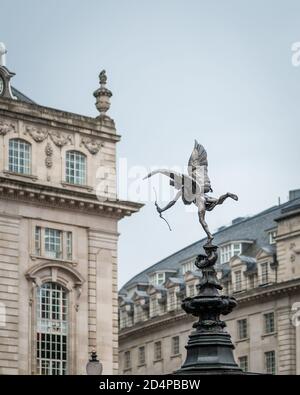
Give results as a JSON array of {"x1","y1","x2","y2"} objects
[
  {"x1": 171, "y1": 336, "x2": 180, "y2": 355},
  {"x1": 265, "y1": 351, "x2": 276, "y2": 374},
  {"x1": 66, "y1": 151, "x2": 86, "y2": 185},
  {"x1": 237, "y1": 319, "x2": 248, "y2": 339},
  {"x1": 45, "y1": 228, "x2": 62, "y2": 259},
  {"x1": 36, "y1": 283, "x2": 68, "y2": 375},
  {"x1": 264, "y1": 312, "x2": 275, "y2": 334},
  {"x1": 66, "y1": 232, "x2": 72, "y2": 261},
  {"x1": 9, "y1": 139, "x2": 31, "y2": 174},
  {"x1": 124, "y1": 351, "x2": 131, "y2": 369},
  {"x1": 238, "y1": 356, "x2": 248, "y2": 372},
  {"x1": 154, "y1": 341, "x2": 162, "y2": 360},
  {"x1": 35, "y1": 226, "x2": 41, "y2": 256},
  {"x1": 235, "y1": 271, "x2": 242, "y2": 291},
  {"x1": 138, "y1": 346, "x2": 145, "y2": 365},
  {"x1": 261, "y1": 263, "x2": 269, "y2": 284}
]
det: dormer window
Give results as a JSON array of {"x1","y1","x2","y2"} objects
[
  {"x1": 261, "y1": 262, "x2": 269, "y2": 285},
  {"x1": 235, "y1": 270, "x2": 242, "y2": 292},
  {"x1": 150, "y1": 297, "x2": 159, "y2": 317},
  {"x1": 9, "y1": 138, "x2": 31, "y2": 175},
  {"x1": 182, "y1": 260, "x2": 195, "y2": 274},
  {"x1": 220, "y1": 243, "x2": 242, "y2": 264},
  {"x1": 269, "y1": 230, "x2": 277, "y2": 245},
  {"x1": 168, "y1": 291, "x2": 176, "y2": 311},
  {"x1": 149, "y1": 272, "x2": 165, "y2": 286}
]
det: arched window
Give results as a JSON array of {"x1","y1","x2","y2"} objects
[
  {"x1": 9, "y1": 138, "x2": 31, "y2": 174},
  {"x1": 66, "y1": 150, "x2": 86, "y2": 185},
  {"x1": 36, "y1": 282, "x2": 68, "y2": 375}
]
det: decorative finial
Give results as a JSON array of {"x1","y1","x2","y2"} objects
[
  {"x1": 99, "y1": 70, "x2": 107, "y2": 85},
  {"x1": 0, "y1": 43, "x2": 7, "y2": 67},
  {"x1": 93, "y1": 69, "x2": 112, "y2": 118}
]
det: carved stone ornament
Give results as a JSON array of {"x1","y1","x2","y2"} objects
[
  {"x1": 81, "y1": 136, "x2": 103, "y2": 154},
  {"x1": 0, "y1": 120, "x2": 16, "y2": 135},
  {"x1": 25, "y1": 125, "x2": 48, "y2": 142},
  {"x1": 49, "y1": 130, "x2": 73, "y2": 147},
  {"x1": 45, "y1": 142, "x2": 53, "y2": 168}
]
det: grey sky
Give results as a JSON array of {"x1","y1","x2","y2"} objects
[{"x1": 1, "y1": 0, "x2": 300, "y2": 287}]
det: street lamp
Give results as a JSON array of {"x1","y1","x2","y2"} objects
[{"x1": 86, "y1": 349, "x2": 103, "y2": 375}]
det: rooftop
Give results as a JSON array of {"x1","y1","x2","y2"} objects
[{"x1": 120, "y1": 195, "x2": 300, "y2": 293}]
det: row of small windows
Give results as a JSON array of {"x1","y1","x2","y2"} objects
[
  {"x1": 124, "y1": 336, "x2": 180, "y2": 370},
  {"x1": 6, "y1": 138, "x2": 87, "y2": 185},
  {"x1": 238, "y1": 351, "x2": 276, "y2": 374},
  {"x1": 124, "y1": 337, "x2": 276, "y2": 375},
  {"x1": 35, "y1": 226, "x2": 73, "y2": 261},
  {"x1": 237, "y1": 312, "x2": 275, "y2": 340}
]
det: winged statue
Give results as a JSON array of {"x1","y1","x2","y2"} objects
[{"x1": 144, "y1": 140, "x2": 238, "y2": 243}]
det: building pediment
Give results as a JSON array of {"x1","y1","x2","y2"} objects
[
  {"x1": 164, "y1": 277, "x2": 184, "y2": 289},
  {"x1": 184, "y1": 271, "x2": 201, "y2": 282},
  {"x1": 256, "y1": 246, "x2": 276, "y2": 261}
]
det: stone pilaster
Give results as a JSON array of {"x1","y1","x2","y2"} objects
[
  {"x1": 277, "y1": 306, "x2": 296, "y2": 374},
  {"x1": 0, "y1": 213, "x2": 20, "y2": 374}
]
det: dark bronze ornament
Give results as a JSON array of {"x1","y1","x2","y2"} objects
[{"x1": 145, "y1": 141, "x2": 246, "y2": 374}]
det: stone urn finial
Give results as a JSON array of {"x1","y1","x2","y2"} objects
[{"x1": 93, "y1": 69, "x2": 112, "y2": 118}]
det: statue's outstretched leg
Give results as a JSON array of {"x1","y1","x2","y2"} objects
[
  {"x1": 198, "y1": 210, "x2": 213, "y2": 242},
  {"x1": 217, "y1": 192, "x2": 238, "y2": 205}
]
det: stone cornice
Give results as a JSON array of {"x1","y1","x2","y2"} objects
[
  {"x1": 119, "y1": 278, "x2": 300, "y2": 339},
  {"x1": 0, "y1": 176, "x2": 143, "y2": 219},
  {"x1": 119, "y1": 310, "x2": 194, "y2": 339},
  {"x1": 0, "y1": 97, "x2": 121, "y2": 143}
]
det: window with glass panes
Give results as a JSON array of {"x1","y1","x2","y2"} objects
[
  {"x1": 264, "y1": 312, "x2": 275, "y2": 334},
  {"x1": 237, "y1": 318, "x2": 248, "y2": 339},
  {"x1": 269, "y1": 230, "x2": 277, "y2": 245},
  {"x1": 265, "y1": 351, "x2": 276, "y2": 374},
  {"x1": 124, "y1": 351, "x2": 131, "y2": 369},
  {"x1": 138, "y1": 346, "x2": 146, "y2": 365},
  {"x1": 188, "y1": 284, "x2": 195, "y2": 297},
  {"x1": 182, "y1": 260, "x2": 194, "y2": 274},
  {"x1": 171, "y1": 336, "x2": 180, "y2": 355},
  {"x1": 35, "y1": 226, "x2": 41, "y2": 256},
  {"x1": 66, "y1": 151, "x2": 86, "y2": 185},
  {"x1": 154, "y1": 341, "x2": 162, "y2": 360},
  {"x1": 45, "y1": 228, "x2": 62, "y2": 259},
  {"x1": 235, "y1": 270, "x2": 242, "y2": 291},
  {"x1": 36, "y1": 283, "x2": 68, "y2": 375},
  {"x1": 168, "y1": 291, "x2": 176, "y2": 310},
  {"x1": 261, "y1": 263, "x2": 269, "y2": 284},
  {"x1": 9, "y1": 139, "x2": 31, "y2": 174},
  {"x1": 66, "y1": 232, "x2": 72, "y2": 261},
  {"x1": 220, "y1": 243, "x2": 242, "y2": 264},
  {"x1": 150, "y1": 272, "x2": 165, "y2": 285},
  {"x1": 238, "y1": 356, "x2": 248, "y2": 372},
  {"x1": 150, "y1": 297, "x2": 158, "y2": 316}
]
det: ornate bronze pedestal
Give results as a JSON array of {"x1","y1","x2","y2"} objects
[{"x1": 175, "y1": 243, "x2": 243, "y2": 374}]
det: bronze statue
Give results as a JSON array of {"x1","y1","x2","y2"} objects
[{"x1": 144, "y1": 140, "x2": 238, "y2": 243}]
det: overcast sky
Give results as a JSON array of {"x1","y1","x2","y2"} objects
[{"x1": 1, "y1": 0, "x2": 300, "y2": 287}]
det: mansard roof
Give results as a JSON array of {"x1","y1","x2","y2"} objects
[
  {"x1": 11, "y1": 86, "x2": 35, "y2": 104},
  {"x1": 120, "y1": 196, "x2": 300, "y2": 293}
]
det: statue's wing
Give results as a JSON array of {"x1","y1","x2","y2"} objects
[
  {"x1": 143, "y1": 169, "x2": 193, "y2": 191},
  {"x1": 187, "y1": 140, "x2": 211, "y2": 192}
]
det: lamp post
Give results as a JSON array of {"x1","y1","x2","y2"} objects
[{"x1": 86, "y1": 349, "x2": 103, "y2": 375}]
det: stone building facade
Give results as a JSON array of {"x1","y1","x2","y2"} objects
[
  {"x1": 0, "y1": 50, "x2": 141, "y2": 375},
  {"x1": 119, "y1": 191, "x2": 300, "y2": 375}
]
